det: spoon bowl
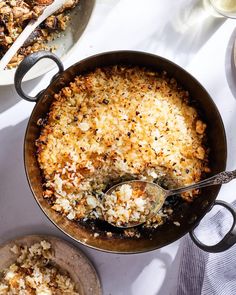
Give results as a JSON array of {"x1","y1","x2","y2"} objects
[
  {"x1": 103, "y1": 180, "x2": 168, "y2": 228},
  {"x1": 103, "y1": 169, "x2": 236, "y2": 228}
]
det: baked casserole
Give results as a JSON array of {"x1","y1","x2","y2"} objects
[{"x1": 36, "y1": 66, "x2": 210, "y2": 232}]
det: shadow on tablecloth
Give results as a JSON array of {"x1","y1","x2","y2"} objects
[
  {"x1": 225, "y1": 27, "x2": 236, "y2": 101},
  {"x1": 0, "y1": 75, "x2": 43, "y2": 114}
]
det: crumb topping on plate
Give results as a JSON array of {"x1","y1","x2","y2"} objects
[{"x1": 0, "y1": 240, "x2": 79, "y2": 294}]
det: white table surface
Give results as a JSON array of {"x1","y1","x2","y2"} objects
[{"x1": 0, "y1": 1, "x2": 236, "y2": 294}]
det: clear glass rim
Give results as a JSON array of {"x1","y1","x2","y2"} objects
[{"x1": 209, "y1": 0, "x2": 236, "y2": 19}]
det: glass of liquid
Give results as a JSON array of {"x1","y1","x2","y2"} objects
[{"x1": 210, "y1": 0, "x2": 236, "y2": 18}]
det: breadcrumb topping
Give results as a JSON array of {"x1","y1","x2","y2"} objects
[
  {"x1": 36, "y1": 66, "x2": 209, "y2": 230},
  {"x1": 103, "y1": 184, "x2": 154, "y2": 227},
  {"x1": 0, "y1": 240, "x2": 79, "y2": 294}
]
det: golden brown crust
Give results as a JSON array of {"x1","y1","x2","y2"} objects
[
  {"x1": 36, "y1": 66, "x2": 210, "y2": 227},
  {"x1": 34, "y1": 0, "x2": 54, "y2": 5}
]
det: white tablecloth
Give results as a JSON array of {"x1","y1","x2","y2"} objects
[{"x1": 0, "y1": 1, "x2": 236, "y2": 294}]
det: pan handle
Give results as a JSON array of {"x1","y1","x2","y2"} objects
[
  {"x1": 14, "y1": 51, "x2": 64, "y2": 102},
  {"x1": 190, "y1": 200, "x2": 236, "y2": 253}
]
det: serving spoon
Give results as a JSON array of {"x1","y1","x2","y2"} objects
[
  {"x1": 0, "y1": 0, "x2": 68, "y2": 71},
  {"x1": 104, "y1": 169, "x2": 236, "y2": 228}
]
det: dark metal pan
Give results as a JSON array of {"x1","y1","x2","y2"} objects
[{"x1": 15, "y1": 50, "x2": 236, "y2": 253}]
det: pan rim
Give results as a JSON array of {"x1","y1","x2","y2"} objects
[{"x1": 23, "y1": 50, "x2": 227, "y2": 253}]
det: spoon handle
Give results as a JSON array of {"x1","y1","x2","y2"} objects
[{"x1": 168, "y1": 169, "x2": 236, "y2": 196}]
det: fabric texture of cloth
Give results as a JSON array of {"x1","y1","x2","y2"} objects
[{"x1": 175, "y1": 200, "x2": 236, "y2": 295}]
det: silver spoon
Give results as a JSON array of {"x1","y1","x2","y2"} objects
[{"x1": 103, "y1": 169, "x2": 236, "y2": 228}]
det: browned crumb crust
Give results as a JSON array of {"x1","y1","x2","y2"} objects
[{"x1": 36, "y1": 66, "x2": 210, "y2": 228}]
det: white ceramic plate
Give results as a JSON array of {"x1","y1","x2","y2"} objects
[
  {"x1": 0, "y1": 235, "x2": 102, "y2": 295},
  {"x1": 0, "y1": 0, "x2": 95, "y2": 86}
]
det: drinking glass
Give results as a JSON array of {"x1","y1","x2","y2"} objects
[{"x1": 209, "y1": 0, "x2": 236, "y2": 18}]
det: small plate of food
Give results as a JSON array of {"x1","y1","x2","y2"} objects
[
  {"x1": 0, "y1": 235, "x2": 102, "y2": 294},
  {"x1": 0, "y1": 0, "x2": 95, "y2": 85}
]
